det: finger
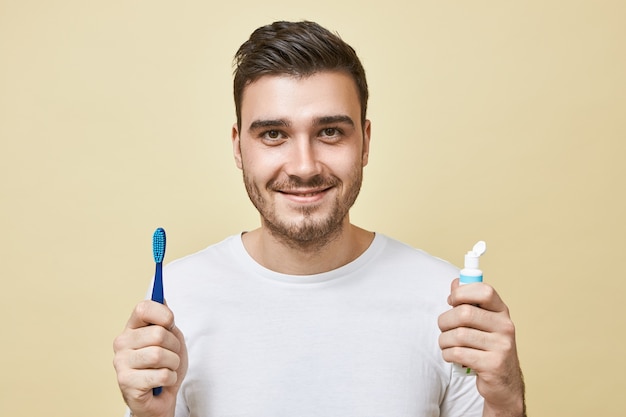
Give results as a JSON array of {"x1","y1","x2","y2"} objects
[
  {"x1": 449, "y1": 282, "x2": 509, "y2": 313},
  {"x1": 113, "y1": 347, "x2": 180, "y2": 392},
  {"x1": 128, "y1": 345, "x2": 182, "y2": 371},
  {"x1": 126, "y1": 300, "x2": 176, "y2": 330},
  {"x1": 441, "y1": 331, "x2": 518, "y2": 375},
  {"x1": 438, "y1": 303, "x2": 510, "y2": 333},
  {"x1": 439, "y1": 325, "x2": 492, "y2": 352},
  {"x1": 117, "y1": 365, "x2": 179, "y2": 393},
  {"x1": 439, "y1": 321, "x2": 515, "y2": 350},
  {"x1": 440, "y1": 344, "x2": 484, "y2": 368},
  {"x1": 114, "y1": 325, "x2": 182, "y2": 353}
]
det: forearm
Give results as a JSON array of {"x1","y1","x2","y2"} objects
[
  {"x1": 483, "y1": 402, "x2": 526, "y2": 417},
  {"x1": 483, "y1": 401, "x2": 526, "y2": 417},
  {"x1": 481, "y1": 372, "x2": 526, "y2": 417}
]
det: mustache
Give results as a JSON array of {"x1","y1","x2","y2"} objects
[{"x1": 268, "y1": 175, "x2": 340, "y2": 191}]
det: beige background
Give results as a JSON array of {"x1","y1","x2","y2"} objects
[{"x1": 1, "y1": 1, "x2": 624, "y2": 416}]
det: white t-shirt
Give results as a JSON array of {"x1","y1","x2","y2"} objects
[{"x1": 143, "y1": 233, "x2": 483, "y2": 416}]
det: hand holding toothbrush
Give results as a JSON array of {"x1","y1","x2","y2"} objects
[
  {"x1": 113, "y1": 300, "x2": 188, "y2": 417},
  {"x1": 113, "y1": 228, "x2": 188, "y2": 417}
]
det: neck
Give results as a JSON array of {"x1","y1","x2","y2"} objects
[{"x1": 241, "y1": 222, "x2": 374, "y2": 275}]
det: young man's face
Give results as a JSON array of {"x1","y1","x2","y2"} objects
[{"x1": 232, "y1": 71, "x2": 371, "y2": 247}]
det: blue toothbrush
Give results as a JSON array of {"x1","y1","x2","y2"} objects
[{"x1": 151, "y1": 227, "x2": 166, "y2": 395}]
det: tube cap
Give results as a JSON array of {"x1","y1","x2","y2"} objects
[{"x1": 464, "y1": 241, "x2": 487, "y2": 268}]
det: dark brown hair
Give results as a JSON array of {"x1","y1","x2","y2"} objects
[{"x1": 233, "y1": 21, "x2": 368, "y2": 130}]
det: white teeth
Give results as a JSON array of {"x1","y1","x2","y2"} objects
[
  {"x1": 283, "y1": 190, "x2": 323, "y2": 196},
  {"x1": 278, "y1": 187, "x2": 331, "y2": 197}
]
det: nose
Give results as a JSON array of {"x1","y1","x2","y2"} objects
[{"x1": 285, "y1": 138, "x2": 322, "y2": 180}]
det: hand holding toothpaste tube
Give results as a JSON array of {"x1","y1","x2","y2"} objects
[{"x1": 438, "y1": 242, "x2": 526, "y2": 417}]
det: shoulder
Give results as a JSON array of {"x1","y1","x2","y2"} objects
[
  {"x1": 164, "y1": 234, "x2": 242, "y2": 272},
  {"x1": 158, "y1": 234, "x2": 249, "y2": 313},
  {"x1": 357, "y1": 234, "x2": 460, "y2": 307},
  {"x1": 373, "y1": 234, "x2": 459, "y2": 278}
]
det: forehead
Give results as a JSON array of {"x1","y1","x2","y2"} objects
[{"x1": 240, "y1": 71, "x2": 361, "y2": 125}]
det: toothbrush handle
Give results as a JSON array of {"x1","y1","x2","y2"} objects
[
  {"x1": 151, "y1": 262, "x2": 164, "y2": 395},
  {"x1": 151, "y1": 262, "x2": 164, "y2": 304}
]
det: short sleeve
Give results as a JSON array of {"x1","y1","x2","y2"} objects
[{"x1": 440, "y1": 374, "x2": 484, "y2": 417}]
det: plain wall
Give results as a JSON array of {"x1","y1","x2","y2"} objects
[{"x1": 1, "y1": 1, "x2": 624, "y2": 416}]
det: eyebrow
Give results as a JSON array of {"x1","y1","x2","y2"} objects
[
  {"x1": 248, "y1": 119, "x2": 291, "y2": 132},
  {"x1": 248, "y1": 115, "x2": 355, "y2": 133},
  {"x1": 315, "y1": 115, "x2": 355, "y2": 127}
]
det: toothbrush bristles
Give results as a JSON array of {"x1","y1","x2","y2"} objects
[{"x1": 152, "y1": 227, "x2": 166, "y2": 263}]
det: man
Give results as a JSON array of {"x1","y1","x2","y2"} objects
[{"x1": 113, "y1": 20, "x2": 526, "y2": 417}]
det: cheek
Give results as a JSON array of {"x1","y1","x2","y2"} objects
[
  {"x1": 327, "y1": 151, "x2": 363, "y2": 177},
  {"x1": 241, "y1": 150, "x2": 283, "y2": 183}
]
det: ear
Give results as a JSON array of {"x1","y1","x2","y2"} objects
[
  {"x1": 232, "y1": 123, "x2": 243, "y2": 170},
  {"x1": 361, "y1": 119, "x2": 371, "y2": 167}
]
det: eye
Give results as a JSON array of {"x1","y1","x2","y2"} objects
[
  {"x1": 266, "y1": 130, "x2": 280, "y2": 139},
  {"x1": 319, "y1": 127, "x2": 344, "y2": 142},
  {"x1": 259, "y1": 129, "x2": 287, "y2": 145}
]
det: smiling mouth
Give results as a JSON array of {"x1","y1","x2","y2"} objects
[
  {"x1": 280, "y1": 187, "x2": 332, "y2": 197},
  {"x1": 275, "y1": 186, "x2": 334, "y2": 205},
  {"x1": 269, "y1": 176, "x2": 338, "y2": 201}
]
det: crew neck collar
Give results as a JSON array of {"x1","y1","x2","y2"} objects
[{"x1": 231, "y1": 232, "x2": 386, "y2": 284}]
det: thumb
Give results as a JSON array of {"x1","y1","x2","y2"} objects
[{"x1": 447, "y1": 277, "x2": 460, "y2": 306}]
